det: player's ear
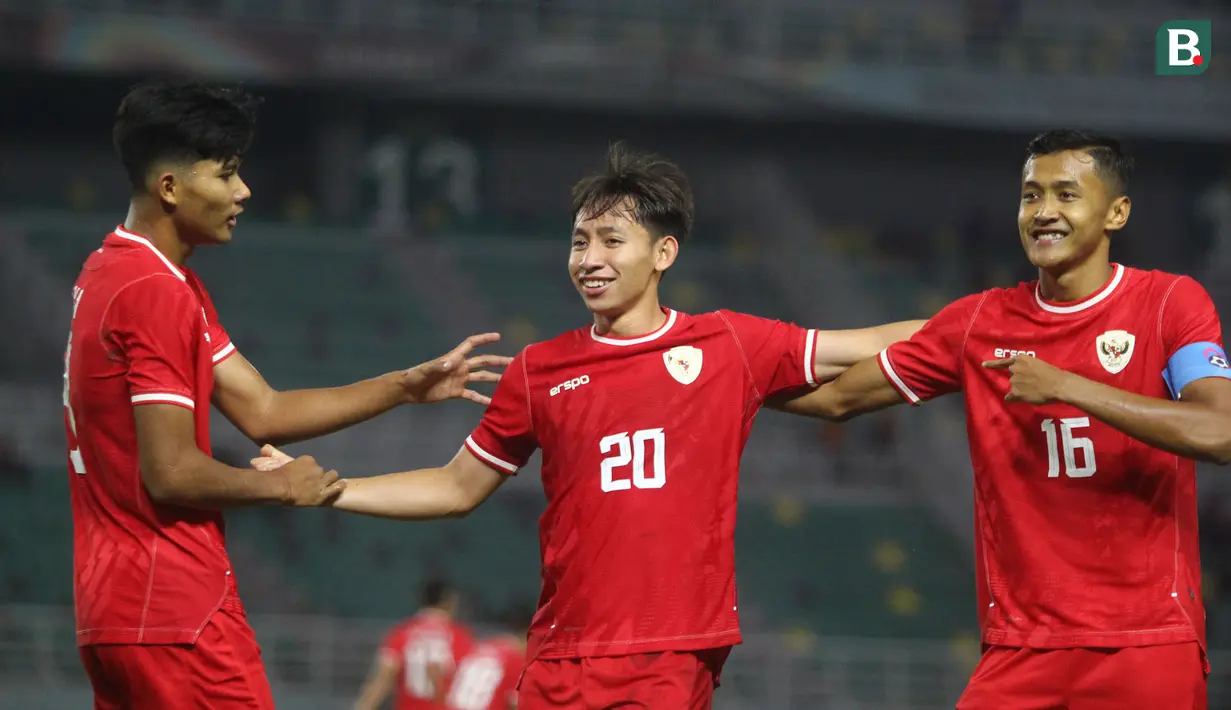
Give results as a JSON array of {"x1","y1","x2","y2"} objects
[
  {"x1": 653, "y1": 235, "x2": 679, "y2": 273},
  {"x1": 155, "y1": 166, "x2": 181, "y2": 208},
  {"x1": 1105, "y1": 195, "x2": 1131, "y2": 234}
]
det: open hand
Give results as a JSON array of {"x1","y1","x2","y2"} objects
[{"x1": 399, "y1": 332, "x2": 513, "y2": 406}]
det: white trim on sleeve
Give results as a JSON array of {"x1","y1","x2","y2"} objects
[
  {"x1": 464, "y1": 436, "x2": 519, "y2": 473},
  {"x1": 803, "y1": 329, "x2": 818, "y2": 386},
  {"x1": 878, "y1": 350, "x2": 920, "y2": 404},
  {"x1": 212, "y1": 342, "x2": 237, "y2": 363},
  {"x1": 131, "y1": 393, "x2": 196, "y2": 409}
]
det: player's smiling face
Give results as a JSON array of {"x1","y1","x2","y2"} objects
[
  {"x1": 1018, "y1": 150, "x2": 1129, "y2": 273},
  {"x1": 569, "y1": 200, "x2": 677, "y2": 318},
  {"x1": 163, "y1": 158, "x2": 250, "y2": 246}
]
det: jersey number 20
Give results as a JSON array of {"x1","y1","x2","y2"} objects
[
  {"x1": 1041, "y1": 417, "x2": 1097, "y2": 478},
  {"x1": 600, "y1": 428, "x2": 666, "y2": 492}
]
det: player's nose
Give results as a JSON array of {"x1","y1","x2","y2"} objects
[
  {"x1": 577, "y1": 247, "x2": 605, "y2": 271},
  {"x1": 234, "y1": 177, "x2": 252, "y2": 202},
  {"x1": 1034, "y1": 195, "x2": 1063, "y2": 220}
]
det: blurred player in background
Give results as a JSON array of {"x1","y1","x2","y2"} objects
[
  {"x1": 65, "y1": 79, "x2": 508, "y2": 710},
  {"x1": 443, "y1": 608, "x2": 530, "y2": 710},
  {"x1": 353, "y1": 579, "x2": 473, "y2": 710},
  {"x1": 258, "y1": 143, "x2": 924, "y2": 709},
  {"x1": 776, "y1": 130, "x2": 1231, "y2": 709}
]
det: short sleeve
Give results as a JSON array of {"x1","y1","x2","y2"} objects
[
  {"x1": 1160, "y1": 276, "x2": 1231, "y2": 399},
  {"x1": 464, "y1": 353, "x2": 539, "y2": 474},
  {"x1": 879, "y1": 293, "x2": 984, "y2": 404},
  {"x1": 190, "y1": 271, "x2": 236, "y2": 365},
  {"x1": 1161, "y1": 276, "x2": 1223, "y2": 354},
  {"x1": 106, "y1": 274, "x2": 201, "y2": 411},
  {"x1": 379, "y1": 626, "x2": 405, "y2": 664},
  {"x1": 718, "y1": 310, "x2": 817, "y2": 398}
]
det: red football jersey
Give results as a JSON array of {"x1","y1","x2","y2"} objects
[
  {"x1": 379, "y1": 610, "x2": 474, "y2": 710},
  {"x1": 464, "y1": 309, "x2": 819, "y2": 659},
  {"x1": 880, "y1": 264, "x2": 1217, "y2": 652},
  {"x1": 444, "y1": 638, "x2": 524, "y2": 710},
  {"x1": 64, "y1": 227, "x2": 238, "y2": 646}
]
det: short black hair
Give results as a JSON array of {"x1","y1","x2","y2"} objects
[
  {"x1": 1025, "y1": 129, "x2": 1135, "y2": 196},
  {"x1": 113, "y1": 78, "x2": 261, "y2": 191},
  {"x1": 421, "y1": 578, "x2": 455, "y2": 608},
  {"x1": 571, "y1": 142, "x2": 694, "y2": 242}
]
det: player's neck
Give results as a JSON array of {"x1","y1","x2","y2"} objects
[
  {"x1": 123, "y1": 201, "x2": 193, "y2": 266},
  {"x1": 592, "y1": 299, "x2": 667, "y2": 339},
  {"x1": 1038, "y1": 260, "x2": 1114, "y2": 304}
]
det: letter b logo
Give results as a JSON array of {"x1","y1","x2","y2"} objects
[{"x1": 1156, "y1": 21, "x2": 1211, "y2": 75}]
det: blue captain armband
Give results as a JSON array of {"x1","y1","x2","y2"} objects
[{"x1": 1163, "y1": 342, "x2": 1231, "y2": 399}]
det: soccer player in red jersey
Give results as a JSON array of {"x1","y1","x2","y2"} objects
[
  {"x1": 65, "y1": 79, "x2": 509, "y2": 710},
  {"x1": 443, "y1": 613, "x2": 529, "y2": 710},
  {"x1": 353, "y1": 580, "x2": 474, "y2": 710},
  {"x1": 776, "y1": 130, "x2": 1231, "y2": 709},
  {"x1": 259, "y1": 143, "x2": 925, "y2": 709}
]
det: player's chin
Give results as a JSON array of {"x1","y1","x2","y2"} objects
[
  {"x1": 576, "y1": 285, "x2": 611, "y2": 307},
  {"x1": 211, "y1": 225, "x2": 236, "y2": 244},
  {"x1": 1023, "y1": 243, "x2": 1074, "y2": 270}
]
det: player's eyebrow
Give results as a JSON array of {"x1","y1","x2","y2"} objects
[
  {"x1": 1022, "y1": 179, "x2": 1080, "y2": 191},
  {"x1": 574, "y1": 225, "x2": 622, "y2": 237}
]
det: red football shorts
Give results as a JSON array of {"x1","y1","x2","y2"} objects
[
  {"x1": 517, "y1": 647, "x2": 732, "y2": 710},
  {"x1": 79, "y1": 603, "x2": 275, "y2": 710},
  {"x1": 957, "y1": 642, "x2": 1206, "y2": 710}
]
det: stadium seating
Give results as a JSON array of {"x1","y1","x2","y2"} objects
[
  {"x1": 20, "y1": 219, "x2": 445, "y2": 387},
  {"x1": 2, "y1": 466, "x2": 978, "y2": 643},
  {"x1": 735, "y1": 499, "x2": 976, "y2": 639}
]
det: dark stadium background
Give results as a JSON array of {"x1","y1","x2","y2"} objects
[{"x1": 0, "y1": 1, "x2": 1228, "y2": 707}]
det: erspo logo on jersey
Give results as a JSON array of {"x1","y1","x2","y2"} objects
[
  {"x1": 994, "y1": 348, "x2": 1037, "y2": 358},
  {"x1": 550, "y1": 375, "x2": 590, "y2": 396},
  {"x1": 1204, "y1": 346, "x2": 1229, "y2": 369}
]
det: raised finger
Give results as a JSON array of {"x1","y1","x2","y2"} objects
[
  {"x1": 454, "y1": 332, "x2": 502, "y2": 356},
  {"x1": 467, "y1": 354, "x2": 514, "y2": 369}
]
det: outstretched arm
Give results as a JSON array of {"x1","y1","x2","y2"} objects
[
  {"x1": 254, "y1": 445, "x2": 506, "y2": 520},
  {"x1": 213, "y1": 333, "x2": 511, "y2": 446},
  {"x1": 351, "y1": 652, "x2": 399, "y2": 710},
  {"x1": 771, "y1": 354, "x2": 908, "y2": 421},
  {"x1": 812, "y1": 321, "x2": 926, "y2": 380}
]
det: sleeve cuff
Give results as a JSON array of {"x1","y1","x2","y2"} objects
[
  {"x1": 803, "y1": 329, "x2": 818, "y2": 386},
  {"x1": 877, "y1": 350, "x2": 921, "y2": 405},
  {"x1": 464, "y1": 435, "x2": 521, "y2": 474},
  {"x1": 131, "y1": 392, "x2": 195, "y2": 410},
  {"x1": 212, "y1": 342, "x2": 237, "y2": 364}
]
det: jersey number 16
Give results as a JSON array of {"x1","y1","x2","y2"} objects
[{"x1": 1041, "y1": 417, "x2": 1098, "y2": 478}]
